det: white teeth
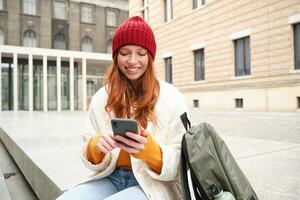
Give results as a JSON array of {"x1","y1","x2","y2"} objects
[{"x1": 126, "y1": 67, "x2": 140, "y2": 72}]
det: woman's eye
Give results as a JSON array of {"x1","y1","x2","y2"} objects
[
  {"x1": 138, "y1": 52, "x2": 147, "y2": 56},
  {"x1": 119, "y1": 52, "x2": 129, "y2": 56}
]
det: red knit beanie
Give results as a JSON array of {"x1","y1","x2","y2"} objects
[{"x1": 112, "y1": 16, "x2": 156, "y2": 60}]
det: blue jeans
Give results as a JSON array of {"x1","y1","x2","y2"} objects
[{"x1": 56, "y1": 168, "x2": 148, "y2": 200}]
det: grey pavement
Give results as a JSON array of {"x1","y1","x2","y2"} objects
[{"x1": 0, "y1": 110, "x2": 299, "y2": 200}]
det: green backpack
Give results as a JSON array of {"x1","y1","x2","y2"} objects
[{"x1": 180, "y1": 112, "x2": 259, "y2": 200}]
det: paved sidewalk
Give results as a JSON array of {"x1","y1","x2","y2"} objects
[{"x1": 0, "y1": 110, "x2": 299, "y2": 200}]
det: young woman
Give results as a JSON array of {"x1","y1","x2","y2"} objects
[{"x1": 57, "y1": 16, "x2": 188, "y2": 200}]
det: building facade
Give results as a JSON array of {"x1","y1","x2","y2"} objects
[
  {"x1": 130, "y1": 0, "x2": 300, "y2": 112},
  {"x1": 0, "y1": 0, "x2": 128, "y2": 111}
]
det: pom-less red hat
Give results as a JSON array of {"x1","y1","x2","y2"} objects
[{"x1": 112, "y1": 16, "x2": 156, "y2": 60}]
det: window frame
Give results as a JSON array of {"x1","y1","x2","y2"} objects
[
  {"x1": 81, "y1": 36, "x2": 93, "y2": 52},
  {"x1": 53, "y1": 33, "x2": 67, "y2": 50},
  {"x1": 22, "y1": 0, "x2": 37, "y2": 15},
  {"x1": 234, "y1": 36, "x2": 251, "y2": 76},
  {"x1": 165, "y1": 57, "x2": 172, "y2": 83},
  {"x1": 106, "y1": 9, "x2": 117, "y2": 27},
  {"x1": 194, "y1": 48, "x2": 205, "y2": 81},
  {"x1": 141, "y1": 0, "x2": 149, "y2": 22},
  {"x1": 106, "y1": 39, "x2": 112, "y2": 54},
  {"x1": 193, "y1": 0, "x2": 205, "y2": 9},
  {"x1": 81, "y1": 3, "x2": 94, "y2": 24},
  {"x1": 23, "y1": 29, "x2": 37, "y2": 47},
  {"x1": 164, "y1": 0, "x2": 173, "y2": 23},
  {"x1": 235, "y1": 98, "x2": 243, "y2": 109},
  {"x1": 53, "y1": 0, "x2": 66, "y2": 20},
  {"x1": 0, "y1": 0, "x2": 4, "y2": 10},
  {"x1": 0, "y1": 28, "x2": 4, "y2": 45},
  {"x1": 294, "y1": 23, "x2": 300, "y2": 70}
]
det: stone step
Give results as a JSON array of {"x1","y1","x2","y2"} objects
[{"x1": 0, "y1": 167, "x2": 12, "y2": 200}]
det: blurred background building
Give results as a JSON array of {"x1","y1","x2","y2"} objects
[
  {"x1": 0, "y1": 0, "x2": 128, "y2": 111},
  {"x1": 130, "y1": 0, "x2": 300, "y2": 112}
]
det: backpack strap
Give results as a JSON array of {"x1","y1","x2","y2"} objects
[
  {"x1": 181, "y1": 136, "x2": 192, "y2": 200},
  {"x1": 180, "y1": 112, "x2": 191, "y2": 131},
  {"x1": 181, "y1": 136, "x2": 206, "y2": 200}
]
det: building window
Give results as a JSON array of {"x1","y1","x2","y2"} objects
[
  {"x1": 235, "y1": 98, "x2": 243, "y2": 109},
  {"x1": 81, "y1": 36, "x2": 92, "y2": 52},
  {"x1": 142, "y1": 0, "x2": 149, "y2": 22},
  {"x1": 194, "y1": 49, "x2": 205, "y2": 81},
  {"x1": 234, "y1": 37, "x2": 250, "y2": 76},
  {"x1": 54, "y1": 33, "x2": 67, "y2": 50},
  {"x1": 87, "y1": 81, "x2": 95, "y2": 96},
  {"x1": 23, "y1": 0, "x2": 37, "y2": 15},
  {"x1": 294, "y1": 23, "x2": 300, "y2": 69},
  {"x1": 0, "y1": 28, "x2": 4, "y2": 45},
  {"x1": 54, "y1": 0, "x2": 66, "y2": 20},
  {"x1": 81, "y1": 4, "x2": 94, "y2": 24},
  {"x1": 23, "y1": 30, "x2": 37, "y2": 47},
  {"x1": 165, "y1": 57, "x2": 172, "y2": 83},
  {"x1": 193, "y1": 99, "x2": 199, "y2": 108},
  {"x1": 164, "y1": 0, "x2": 173, "y2": 22},
  {"x1": 297, "y1": 97, "x2": 300, "y2": 109},
  {"x1": 0, "y1": 0, "x2": 4, "y2": 10},
  {"x1": 106, "y1": 10, "x2": 116, "y2": 27},
  {"x1": 193, "y1": 0, "x2": 205, "y2": 9},
  {"x1": 106, "y1": 39, "x2": 112, "y2": 54}
]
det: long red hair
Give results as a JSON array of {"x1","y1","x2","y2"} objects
[{"x1": 104, "y1": 53, "x2": 160, "y2": 129}]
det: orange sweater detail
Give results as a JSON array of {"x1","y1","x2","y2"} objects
[{"x1": 86, "y1": 133, "x2": 162, "y2": 174}]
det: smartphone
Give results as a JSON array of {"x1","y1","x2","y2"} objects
[{"x1": 111, "y1": 118, "x2": 138, "y2": 141}]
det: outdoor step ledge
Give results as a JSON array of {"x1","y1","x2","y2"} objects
[{"x1": 0, "y1": 167, "x2": 12, "y2": 200}]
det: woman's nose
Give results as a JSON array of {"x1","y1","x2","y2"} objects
[{"x1": 128, "y1": 54, "x2": 138, "y2": 65}]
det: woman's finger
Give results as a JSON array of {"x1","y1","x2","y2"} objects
[
  {"x1": 126, "y1": 131, "x2": 147, "y2": 144},
  {"x1": 115, "y1": 135, "x2": 145, "y2": 151},
  {"x1": 98, "y1": 138, "x2": 113, "y2": 152},
  {"x1": 102, "y1": 134, "x2": 116, "y2": 148}
]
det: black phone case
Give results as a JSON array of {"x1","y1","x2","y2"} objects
[{"x1": 111, "y1": 118, "x2": 138, "y2": 138}]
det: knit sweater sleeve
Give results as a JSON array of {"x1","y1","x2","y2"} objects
[{"x1": 132, "y1": 132, "x2": 162, "y2": 174}]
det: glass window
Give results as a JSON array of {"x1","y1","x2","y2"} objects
[
  {"x1": 165, "y1": 57, "x2": 172, "y2": 83},
  {"x1": 0, "y1": 0, "x2": 4, "y2": 10},
  {"x1": 106, "y1": 10, "x2": 116, "y2": 26},
  {"x1": 54, "y1": 0, "x2": 66, "y2": 19},
  {"x1": 0, "y1": 28, "x2": 4, "y2": 45},
  {"x1": 194, "y1": 49, "x2": 205, "y2": 81},
  {"x1": 142, "y1": 0, "x2": 149, "y2": 22},
  {"x1": 23, "y1": 0, "x2": 36, "y2": 15},
  {"x1": 193, "y1": 0, "x2": 205, "y2": 9},
  {"x1": 234, "y1": 37, "x2": 250, "y2": 76},
  {"x1": 106, "y1": 40, "x2": 112, "y2": 54},
  {"x1": 235, "y1": 98, "x2": 243, "y2": 108},
  {"x1": 87, "y1": 80, "x2": 94, "y2": 96},
  {"x1": 81, "y1": 5, "x2": 93, "y2": 23},
  {"x1": 54, "y1": 33, "x2": 67, "y2": 50},
  {"x1": 81, "y1": 36, "x2": 92, "y2": 52},
  {"x1": 164, "y1": 0, "x2": 173, "y2": 22},
  {"x1": 294, "y1": 23, "x2": 300, "y2": 69},
  {"x1": 23, "y1": 30, "x2": 37, "y2": 47}
]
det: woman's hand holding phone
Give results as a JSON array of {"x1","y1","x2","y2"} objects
[
  {"x1": 114, "y1": 129, "x2": 148, "y2": 154},
  {"x1": 96, "y1": 134, "x2": 117, "y2": 154}
]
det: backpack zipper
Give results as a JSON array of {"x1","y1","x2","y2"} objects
[{"x1": 210, "y1": 128, "x2": 239, "y2": 198}]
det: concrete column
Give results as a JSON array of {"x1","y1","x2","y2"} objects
[
  {"x1": 0, "y1": 52, "x2": 2, "y2": 111},
  {"x1": 82, "y1": 58, "x2": 87, "y2": 111},
  {"x1": 57, "y1": 57, "x2": 61, "y2": 112},
  {"x1": 43, "y1": 55, "x2": 48, "y2": 112},
  {"x1": 70, "y1": 57, "x2": 74, "y2": 111},
  {"x1": 13, "y1": 53, "x2": 18, "y2": 111},
  {"x1": 28, "y1": 54, "x2": 33, "y2": 111}
]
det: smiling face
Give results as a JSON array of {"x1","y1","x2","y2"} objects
[{"x1": 117, "y1": 45, "x2": 149, "y2": 84}]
